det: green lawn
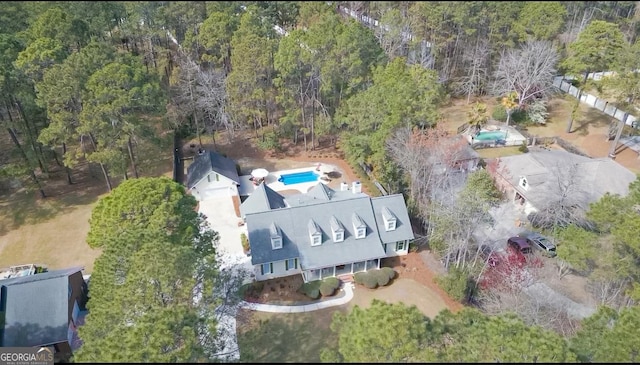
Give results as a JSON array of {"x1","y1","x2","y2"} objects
[
  {"x1": 477, "y1": 146, "x2": 524, "y2": 159},
  {"x1": 237, "y1": 307, "x2": 344, "y2": 363}
]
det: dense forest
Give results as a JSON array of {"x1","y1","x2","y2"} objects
[{"x1": 1, "y1": 1, "x2": 640, "y2": 362}]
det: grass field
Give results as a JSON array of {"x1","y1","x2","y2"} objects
[
  {"x1": 0, "y1": 132, "x2": 174, "y2": 274},
  {"x1": 237, "y1": 278, "x2": 451, "y2": 362}
]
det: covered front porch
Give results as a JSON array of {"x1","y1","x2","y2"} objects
[{"x1": 301, "y1": 258, "x2": 381, "y2": 282}]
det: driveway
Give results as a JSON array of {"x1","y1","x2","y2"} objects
[
  {"x1": 198, "y1": 196, "x2": 253, "y2": 273},
  {"x1": 199, "y1": 196, "x2": 244, "y2": 255}
]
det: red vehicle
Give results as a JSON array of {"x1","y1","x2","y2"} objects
[{"x1": 506, "y1": 236, "x2": 532, "y2": 264}]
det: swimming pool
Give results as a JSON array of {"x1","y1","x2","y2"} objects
[
  {"x1": 278, "y1": 171, "x2": 320, "y2": 185},
  {"x1": 475, "y1": 130, "x2": 507, "y2": 141}
]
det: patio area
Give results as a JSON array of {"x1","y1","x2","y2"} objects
[
  {"x1": 465, "y1": 124, "x2": 528, "y2": 147},
  {"x1": 238, "y1": 164, "x2": 337, "y2": 196}
]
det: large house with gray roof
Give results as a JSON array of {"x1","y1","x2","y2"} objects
[
  {"x1": 491, "y1": 148, "x2": 638, "y2": 215},
  {"x1": 0, "y1": 266, "x2": 87, "y2": 362},
  {"x1": 186, "y1": 150, "x2": 240, "y2": 201},
  {"x1": 242, "y1": 183, "x2": 414, "y2": 282}
]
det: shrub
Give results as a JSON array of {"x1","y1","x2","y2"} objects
[
  {"x1": 492, "y1": 104, "x2": 528, "y2": 124},
  {"x1": 354, "y1": 272, "x2": 367, "y2": 285},
  {"x1": 240, "y1": 233, "x2": 250, "y2": 252},
  {"x1": 307, "y1": 288, "x2": 321, "y2": 299},
  {"x1": 362, "y1": 272, "x2": 379, "y2": 289},
  {"x1": 257, "y1": 131, "x2": 281, "y2": 152},
  {"x1": 320, "y1": 282, "x2": 336, "y2": 296},
  {"x1": 372, "y1": 269, "x2": 390, "y2": 286},
  {"x1": 300, "y1": 280, "x2": 322, "y2": 299},
  {"x1": 492, "y1": 104, "x2": 507, "y2": 122},
  {"x1": 323, "y1": 277, "x2": 340, "y2": 290},
  {"x1": 435, "y1": 267, "x2": 476, "y2": 303},
  {"x1": 518, "y1": 141, "x2": 529, "y2": 153},
  {"x1": 380, "y1": 267, "x2": 396, "y2": 281}
]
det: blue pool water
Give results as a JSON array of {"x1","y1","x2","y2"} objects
[
  {"x1": 475, "y1": 130, "x2": 507, "y2": 141},
  {"x1": 278, "y1": 171, "x2": 320, "y2": 185}
]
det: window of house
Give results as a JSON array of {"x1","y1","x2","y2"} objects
[
  {"x1": 285, "y1": 258, "x2": 298, "y2": 270},
  {"x1": 385, "y1": 220, "x2": 396, "y2": 231},
  {"x1": 311, "y1": 234, "x2": 322, "y2": 246},
  {"x1": 271, "y1": 237, "x2": 282, "y2": 249},
  {"x1": 520, "y1": 178, "x2": 527, "y2": 188},
  {"x1": 396, "y1": 241, "x2": 406, "y2": 251},
  {"x1": 356, "y1": 228, "x2": 366, "y2": 239},
  {"x1": 261, "y1": 262, "x2": 273, "y2": 275},
  {"x1": 333, "y1": 231, "x2": 344, "y2": 242}
]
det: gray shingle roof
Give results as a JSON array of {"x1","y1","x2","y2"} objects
[
  {"x1": 0, "y1": 267, "x2": 83, "y2": 347},
  {"x1": 245, "y1": 184, "x2": 414, "y2": 270},
  {"x1": 371, "y1": 195, "x2": 416, "y2": 243},
  {"x1": 186, "y1": 150, "x2": 240, "y2": 189},
  {"x1": 496, "y1": 149, "x2": 638, "y2": 208},
  {"x1": 240, "y1": 183, "x2": 287, "y2": 217},
  {"x1": 285, "y1": 184, "x2": 368, "y2": 207}
]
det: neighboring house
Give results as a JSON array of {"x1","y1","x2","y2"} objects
[
  {"x1": 242, "y1": 183, "x2": 414, "y2": 282},
  {"x1": 186, "y1": 150, "x2": 240, "y2": 201},
  {"x1": 490, "y1": 148, "x2": 637, "y2": 215},
  {"x1": 430, "y1": 135, "x2": 481, "y2": 174},
  {"x1": 0, "y1": 266, "x2": 88, "y2": 363}
]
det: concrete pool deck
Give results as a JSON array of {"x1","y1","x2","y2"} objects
[
  {"x1": 465, "y1": 125, "x2": 527, "y2": 147},
  {"x1": 238, "y1": 165, "x2": 333, "y2": 196}
]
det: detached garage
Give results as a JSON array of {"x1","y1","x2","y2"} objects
[{"x1": 186, "y1": 150, "x2": 240, "y2": 201}]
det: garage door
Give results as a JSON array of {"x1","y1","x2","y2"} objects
[{"x1": 201, "y1": 187, "x2": 230, "y2": 199}]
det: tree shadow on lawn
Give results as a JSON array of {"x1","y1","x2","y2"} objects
[
  {"x1": 0, "y1": 167, "x2": 104, "y2": 236},
  {"x1": 570, "y1": 107, "x2": 614, "y2": 136},
  {"x1": 237, "y1": 306, "x2": 345, "y2": 363}
]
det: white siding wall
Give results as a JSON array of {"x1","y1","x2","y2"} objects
[
  {"x1": 384, "y1": 240, "x2": 410, "y2": 256},
  {"x1": 254, "y1": 259, "x2": 302, "y2": 281},
  {"x1": 191, "y1": 173, "x2": 238, "y2": 201}
]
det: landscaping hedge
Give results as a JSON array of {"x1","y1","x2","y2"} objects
[
  {"x1": 299, "y1": 280, "x2": 322, "y2": 299},
  {"x1": 373, "y1": 269, "x2": 390, "y2": 286},
  {"x1": 362, "y1": 272, "x2": 379, "y2": 289},
  {"x1": 323, "y1": 277, "x2": 340, "y2": 290},
  {"x1": 320, "y1": 282, "x2": 336, "y2": 297},
  {"x1": 380, "y1": 267, "x2": 396, "y2": 281},
  {"x1": 354, "y1": 272, "x2": 367, "y2": 285}
]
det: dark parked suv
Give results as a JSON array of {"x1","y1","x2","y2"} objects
[
  {"x1": 519, "y1": 232, "x2": 557, "y2": 257},
  {"x1": 506, "y1": 236, "x2": 533, "y2": 263}
]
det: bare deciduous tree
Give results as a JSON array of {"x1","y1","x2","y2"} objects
[
  {"x1": 195, "y1": 67, "x2": 236, "y2": 145},
  {"x1": 527, "y1": 162, "x2": 591, "y2": 232},
  {"x1": 455, "y1": 38, "x2": 490, "y2": 103},
  {"x1": 491, "y1": 40, "x2": 559, "y2": 108}
]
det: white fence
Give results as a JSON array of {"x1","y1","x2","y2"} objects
[{"x1": 553, "y1": 76, "x2": 638, "y2": 127}]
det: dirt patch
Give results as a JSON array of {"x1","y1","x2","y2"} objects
[
  {"x1": 244, "y1": 275, "x2": 316, "y2": 305},
  {"x1": 189, "y1": 130, "x2": 373, "y2": 195},
  {"x1": 536, "y1": 258, "x2": 596, "y2": 307},
  {"x1": 382, "y1": 252, "x2": 464, "y2": 313},
  {"x1": 349, "y1": 277, "x2": 451, "y2": 319}
]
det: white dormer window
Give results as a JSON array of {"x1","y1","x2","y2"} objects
[
  {"x1": 519, "y1": 177, "x2": 528, "y2": 190},
  {"x1": 271, "y1": 237, "x2": 282, "y2": 249},
  {"x1": 308, "y1": 219, "x2": 322, "y2": 246},
  {"x1": 382, "y1": 207, "x2": 397, "y2": 232},
  {"x1": 352, "y1": 213, "x2": 366, "y2": 239},
  {"x1": 270, "y1": 223, "x2": 282, "y2": 250},
  {"x1": 330, "y1": 216, "x2": 345, "y2": 243}
]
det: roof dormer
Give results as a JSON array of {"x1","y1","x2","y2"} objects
[
  {"x1": 270, "y1": 222, "x2": 282, "y2": 250},
  {"x1": 330, "y1": 215, "x2": 345, "y2": 242},
  {"x1": 352, "y1": 213, "x2": 366, "y2": 239},
  {"x1": 381, "y1": 207, "x2": 397, "y2": 231},
  {"x1": 308, "y1": 219, "x2": 322, "y2": 246},
  {"x1": 519, "y1": 176, "x2": 529, "y2": 191}
]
